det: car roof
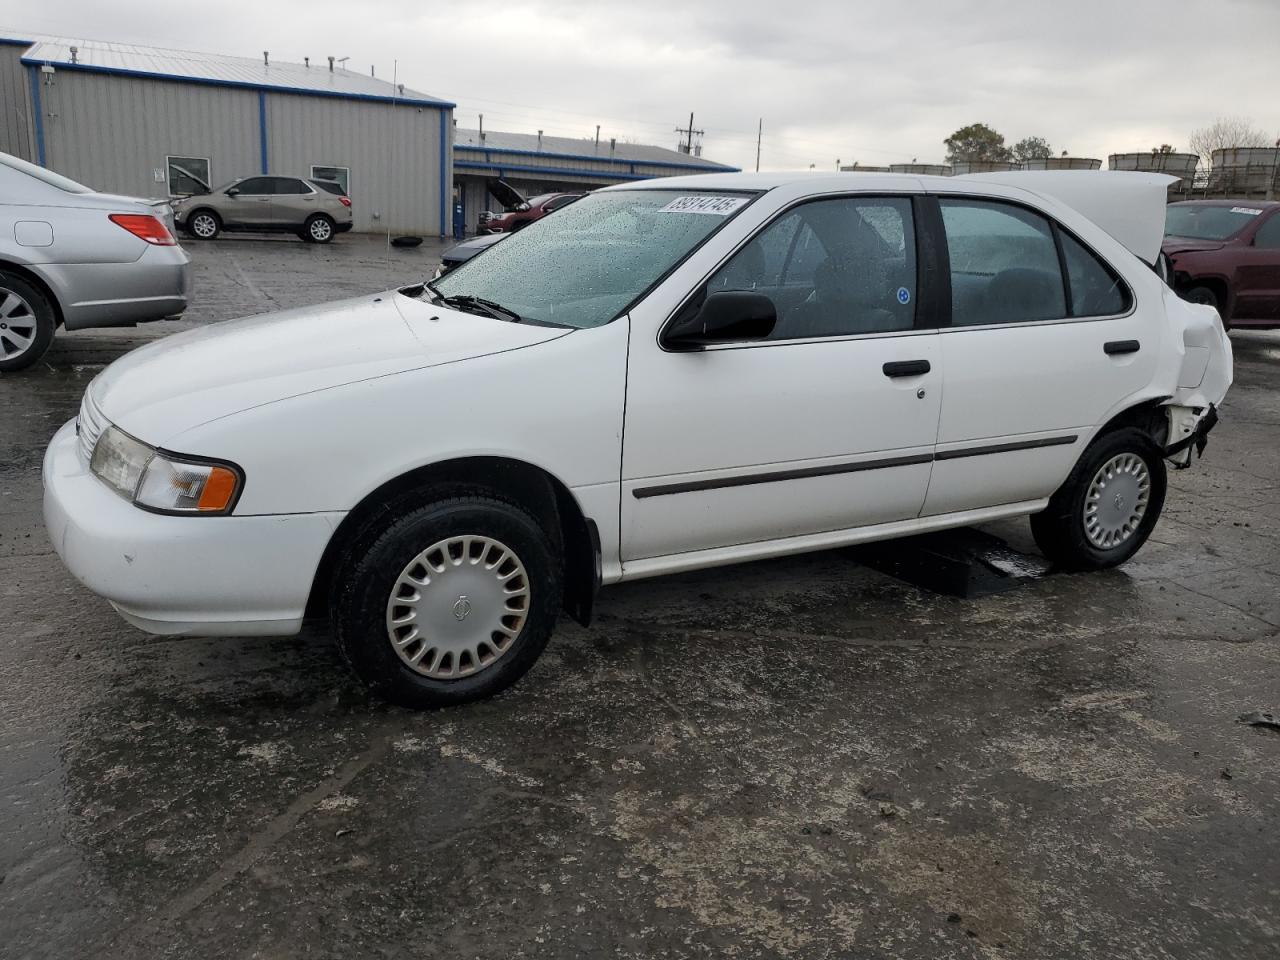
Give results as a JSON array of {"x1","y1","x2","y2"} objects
[{"x1": 607, "y1": 170, "x2": 1177, "y2": 264}]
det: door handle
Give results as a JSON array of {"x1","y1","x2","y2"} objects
[
  {"x1": 1104, "y1": 340, "x2": 1140, "y2": 356},
  {"x1": 883, "y1": 359, "x2": 931, "y2": 378}
]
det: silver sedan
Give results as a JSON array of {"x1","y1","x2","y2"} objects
[{"x1": 0, "y1": 151, "x2": 189, "y2": 371}]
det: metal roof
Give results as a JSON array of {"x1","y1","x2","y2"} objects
[
  {"x1": 8, "y1": 34, "x2": 453, "y2": 108},
  {"x1": 454, "y1": 128, "x2": 736, "y2": 172}
]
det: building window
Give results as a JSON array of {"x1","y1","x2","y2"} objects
[
  {"x1": 166, "y1": 156, "x2": 211, "y2": 196},
  {"x1": 310, "y1": 165, "x2": 350, "y2": 195}
]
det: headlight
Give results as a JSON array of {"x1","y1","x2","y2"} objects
[{"x1": 90, "y1": 424, "x2": 242, "y2": 515}]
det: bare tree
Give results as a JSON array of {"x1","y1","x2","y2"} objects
[{"x1": 1188, "y1": 116, "x2": 1269, "y2": 161}]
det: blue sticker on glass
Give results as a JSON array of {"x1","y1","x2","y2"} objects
[{"x1": 897, "y1": 287, "x2": 911, "y2": 305}]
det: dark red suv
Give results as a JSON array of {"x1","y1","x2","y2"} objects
[
  {"x1": 482, "y1": 180, "x2": 582, "y2": 234},
  {"x1": 1164, "y1": 200, "x2": 1280, "y2": 329}
]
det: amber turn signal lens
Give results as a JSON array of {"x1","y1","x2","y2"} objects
[{"x1": 197, "y1": 466, "x2": 239, "y2": 512}]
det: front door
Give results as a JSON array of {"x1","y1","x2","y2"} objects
[
  {"x1": 225, "y1": 176, "x2": 274, "y2": 228},
  {"x1": 922, "y1": 194, "x2": 1159, "y2": 516},
  {"x1": 621, "y1": 195, "x2": 942, "y2": 563}
]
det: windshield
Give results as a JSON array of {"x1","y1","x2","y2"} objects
[
  {"x1": 1165, "y1": 205, "x2": 1262, "y2": 241},
  {"x1": 0, "y1": 153, "x2": 92, "y2": 194},
  {"x1": 432, "y1": 189, "x2": 756, "y2": 328}
]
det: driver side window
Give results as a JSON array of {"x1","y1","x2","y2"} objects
[{"x1": 706, "y1": 197, "x2": 918, "y2": 340}]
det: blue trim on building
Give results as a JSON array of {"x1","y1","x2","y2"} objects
[
  {"x1": 28, "y1": 65, "x2": 46, "y2": 166},
  {"x1": 438, "y1": 111, "x2": 448, "y2": 238},
  {"x1": 454, "y1": 143, "x2": 738, "y2": 174},
  {"x1": 0, "y1": 36, "x2": 35, "y2": 46},
  {"x1": 257, "y1": 91, "x2": 269, "y2": 173},
  {"x1": 454, "y1": 160, "x2": 649, "y2": 182},
  {"x1": 16, "y1": 56, "x2": 457, "y2": 109}
]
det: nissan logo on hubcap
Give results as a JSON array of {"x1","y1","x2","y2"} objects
[{"x1": 452, "y1": 596, "x2": 472, "y2": 621}]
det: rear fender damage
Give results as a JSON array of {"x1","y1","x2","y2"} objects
[{"x1": 1160, "y1": 289, "x2": 1233, "y2": 468}]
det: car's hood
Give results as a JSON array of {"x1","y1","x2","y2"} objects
[
  {"x1": 93, "y1": 291, "x2": 570, "y2": 444},
  {"x1": 444, "y1": 233, "x2": 507, "y2": 261},
  {"x1": 1162, "y1": 236, "x2": 1226, "y2": 255},
  {"x1": 485, "y1": 177, "x2": 526, "y2": 210}
]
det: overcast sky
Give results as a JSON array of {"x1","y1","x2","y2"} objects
[{"x1": 9, "y1": 0, "x2": 1280, "y2": 170}]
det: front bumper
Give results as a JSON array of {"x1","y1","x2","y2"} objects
[{"x1": 42, "y1": 419, "x2": 343, "y2": 636}]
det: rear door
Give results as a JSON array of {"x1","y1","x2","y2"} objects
[
  {"x1": 921, "y1": 192, "x2": 1156, "y2": 516},
  {"x1": 1234, "y1": 210, "x2": 1280, "y2": 321},
  {"x1": 269, "y1": 177, "x2": 319, "y2": 229},
  {"x1": 225, "y1": 176, "x2": 274, "y2": 228}
]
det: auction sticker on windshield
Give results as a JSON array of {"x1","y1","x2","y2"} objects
[{"x1": 660, "y1": 196, "x2": 750, "y2": 215}]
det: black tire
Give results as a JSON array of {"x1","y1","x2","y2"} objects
[
  {"x1": 304, "y1": 214, "x2": 335, "y2": 244},
  {"x1": 0, "y1": 271, "x2": 56, "y2": 372},
  {"x1": 1030, "y1": 427, "x2": 1167, "y2": 571},
  {"x1": 185, "y1": 209, "x2": 221, "y2": 240},
  {"x1": 330, "y1": 494, "x2": 563, "y2": 709}
]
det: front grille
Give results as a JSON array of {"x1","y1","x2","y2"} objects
[{"x1": 77, "y1": 387, "x2": 107, "y2": 464}]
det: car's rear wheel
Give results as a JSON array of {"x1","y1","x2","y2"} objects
[
  {"x1": 330, "y1": 494, "x2": 563, "y2": 708},
  {"x1": 187, "y1": 210, "x2": 221, "y2": 240},
  {"x1": 1030, "y1": 427, "x2": 1167, "y2": 571},
  {"x1": 305, "y1": 214, "x2": 335, "y2": 244},
  {"x1": 0, "y1": 272, "x2": 56, "y2": 372}
]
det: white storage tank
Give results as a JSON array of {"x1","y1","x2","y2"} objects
[
  {"x1": 1021, "y1": 157, "x2": 1102, "y2": 171},
  {"x1": 950, "y1": 160, "x2": 1020, "y2": 175}
]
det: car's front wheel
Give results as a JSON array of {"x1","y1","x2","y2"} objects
[
  {"x1": 186, "y1": 210, "x2": 221, "y2": 240},
  {"x1": 1030, "y1": 427, "x2": 1167, "y2": 570},
  {"x1": 304, "y1": 214, "x2": 335, "y2": 243},
  {"x1": 0, "y1": 271, "x2": 56, "y2": 372},
  {"x1": 330, "y1": 494, "x2": 563, "y2": 708}
]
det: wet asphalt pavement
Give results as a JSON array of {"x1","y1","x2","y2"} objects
[{"x1": 2, "y1": 235, "x2": 1279, "y2": 959}]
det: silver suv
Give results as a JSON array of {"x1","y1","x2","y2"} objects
[
  {"x1": 171, "y1": 176, "x2": 354, "y2": 243},
  {"x1": 0, "y1": 151, "x2": 189, "y2": 372}
]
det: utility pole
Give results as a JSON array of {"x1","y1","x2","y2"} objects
[
  {"x1": 595, "y1": 124, "x2": 601, "y2": 152},
  {"x1": 675, "y1": 112, "x2": 704, "y2": 155},
  {"x1": 755, "y1": 118, "x2": 762, "y2": 172}
]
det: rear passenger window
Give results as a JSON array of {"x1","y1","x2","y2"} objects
[
  {"x1": 1059, "y1": 231, "x2": 1130, "y2": 316},
  {"x1": 940, "y1": 199, "x2": 1065, "y2": 326}
]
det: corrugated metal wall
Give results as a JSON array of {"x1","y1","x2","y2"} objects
[
  {"x1": 0, "y1": 43, "x2": 35, "y2": 160},
  {"x1": 4, "y1": 63, "x2": 450, "y2": 234},
  {"x1": 266, "y1": 92, "x2": 448, "y2": 234},
  {"x1": 36, "y1": 68, "x2": 259, "y2": 200}
]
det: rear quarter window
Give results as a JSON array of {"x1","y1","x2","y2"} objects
[{"x1": 1060, "y1": 231, "x2": 1131, "y2": 317}]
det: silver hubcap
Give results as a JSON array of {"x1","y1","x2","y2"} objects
[
  {"x1": 310, "y1": 219, "x2": 332, "y2": 240},
  {"x1": 192, "y1": 214, "x2": 217, "y2": 238},
  {"x1": 385, "y1": 535, "x2": 530, "y2": 680},
  {"x1": 0, "y1": 288, "x2": 38, "y2": 359},
  {"x1": 1084, "y1": 453, "x2": 1151, "y2": 549}
]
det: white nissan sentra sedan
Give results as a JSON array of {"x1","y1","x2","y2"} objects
[{"x1": 44, "y1": 171, "x2": 1231, "y2": 708}]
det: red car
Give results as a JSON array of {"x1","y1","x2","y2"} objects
[
  {"x1": 1163, "y1": 200, "x2": 1280, "y2": 329},
  {"x1": 481, "y1": 180, "x2": 582, "y2": 234}
]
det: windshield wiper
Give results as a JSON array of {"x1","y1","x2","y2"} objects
[{"x1": 437, "y1": 293, "x2": 524, "y2": 323}]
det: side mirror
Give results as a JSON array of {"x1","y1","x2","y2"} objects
[
  {"x1": 664, "y1": 291, "x2": 777, "y2": 351},
  {"x1": 226, "y1": 187, "x2": 240, "y2": 197}
]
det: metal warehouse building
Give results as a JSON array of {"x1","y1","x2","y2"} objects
[
  {"x1": 0, "y1": 35, "x2": 454, "y2": 235},
  {"x1": 453, "y1": 128, "x2": 736, "y2": 235}
]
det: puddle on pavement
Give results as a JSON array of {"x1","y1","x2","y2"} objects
[{"x1": 853, "y1": 527, "x2": 1053, "y2": 598}]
